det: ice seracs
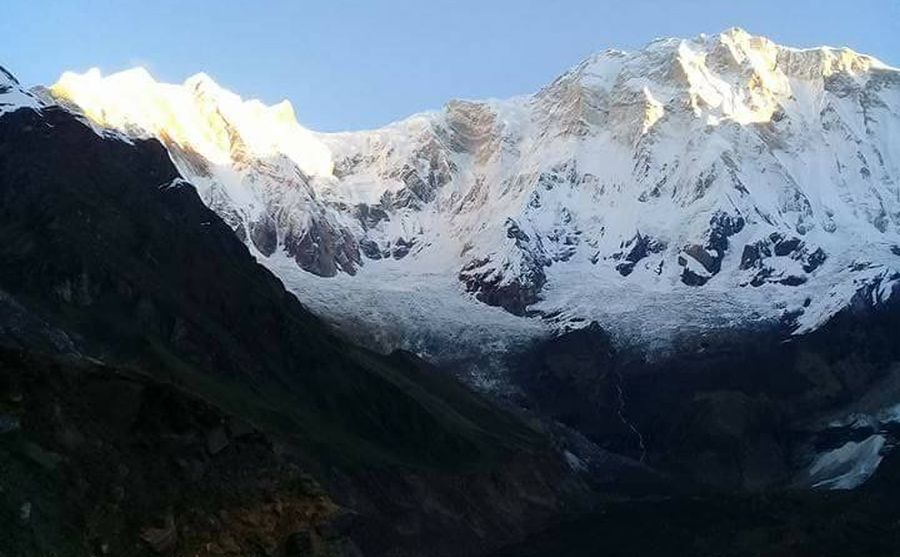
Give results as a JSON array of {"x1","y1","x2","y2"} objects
[{"x1": 48, "y1": 29, "x2": 900, "y2": 360}]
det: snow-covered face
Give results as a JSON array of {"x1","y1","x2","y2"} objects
[{"x1": 44, "y1": 29, "x2": 900, "y2": 362}]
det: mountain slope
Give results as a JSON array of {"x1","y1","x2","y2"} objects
[
  {"x1": 3, "y1": 26, "x2": 900, "y2": 554},
  {"x1": 0, "y1": 72, "x2": 589, "y2": 556},
  {"x1": 49, "y1": 28, "x2": 900, "y2": 363}
]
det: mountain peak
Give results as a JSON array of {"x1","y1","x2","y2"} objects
[
  {"x1": 50, "y1": 67, "x2": 334, "y2": 177},
  {"x1": 107, "y1": 66, "x2": 155, "y2": 84},
  {"x1": 0, "y1": 65, "x2": 21, "y2": 86},
  {"x1": 0, "y1": 65, "x2": 41, "y2": 116},
  {"x1": 580, "y1": 28, "x2": 888, "y2": 83},
  {"x1": 183, "y1": 71, "x2": 226, "y2": 100},
  {"x1": 552, "y1": 27, "x2": 897, "y2": 139},
  {"x1": 184, "y1": 71, "x2": 218, "y2": 88}
]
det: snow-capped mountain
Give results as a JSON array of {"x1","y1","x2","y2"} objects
[
  {"x1": 1, "y1": 65, "x2": 40, "y2": 116},
  {"x1": 49, "y1": 28, "x2": 900, "y2": 359}
]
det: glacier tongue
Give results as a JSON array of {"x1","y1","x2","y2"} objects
[{"x1": 46, "y1": 28, "x2": 900, "y2": 359}]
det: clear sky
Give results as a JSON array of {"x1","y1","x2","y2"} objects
[{"x1": 2, "y1": 0, "x2": 898, "y2": 131}]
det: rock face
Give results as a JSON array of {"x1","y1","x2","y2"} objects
[
  {"x1": 0, "y1": 87, "x2": 589, "y2": 556},
  {"x1": 48, "y1": 28, "x2": 900, "y2": 363},
  {"x1": 514, "y1": 282, "x2": 900, "y2": 492},
  {"x1": 459, "y1": 218, "x2": 550, "y2": 315},
  {"x1": 739, "y1": 232, "x2": 828, "y2": 286},
  {"x1": 678, "y1": 211, "x2": 745, "y2": 285},
  {"x1": 510, "y1": 324, "x2": 627, "y2": 446}
]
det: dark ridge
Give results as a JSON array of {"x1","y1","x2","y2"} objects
[{"x1": 0, "y1": 103, "x2": 590, "y2": 556}]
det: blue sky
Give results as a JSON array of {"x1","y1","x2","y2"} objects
[{"x1": 2, "y1": 0, "x2": 898, "y2": 131}]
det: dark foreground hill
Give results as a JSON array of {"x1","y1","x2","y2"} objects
[{"x1": 0, "y1": 97, "x2": 590, "y2": 557}]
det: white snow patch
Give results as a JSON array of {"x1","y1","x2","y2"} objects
[{"x1": 808, "y1": 435, "x2": 886, "y2": 490}]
